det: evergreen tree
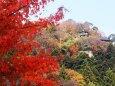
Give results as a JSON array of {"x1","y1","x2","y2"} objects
[{"x1": 106, "y1": 43, "x2": 114, "y2": 59}]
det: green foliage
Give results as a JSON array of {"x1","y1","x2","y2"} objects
[
  {"x1": 61, "y1": 46, "x2": 68, "y2": 55},
  {"x1": 106, "y1": 43, "x2": 115, "y2": 59},
  {"x1": 62, "y1": 48, "x2": 115, "y2": 86},
  {"x1": 51, "y1": 49, "x2": 60, "y2": 56},
  {"x1": 103, "y1": 68, "x2": 115, "y2": 86},
  {"x1": 63, "y1": 52, "x2": 89, "y2": 69},
  {"x1": 63, "y1": 39, "x2": 76, "y2": 47},
  {"x1": 87, "y1": 82, "x2": 96, "y2": 86},
  {"x1": 59, "y1": 66, "x2": 70, "y2": 80},
  {"x1": 51, "y1": 25, "x2": 57, "y2": 32},
  {"x1": 96, "y1": 47, "x2": 104, "y2": 58},
  {"x1": 63, "y1": 57, "x2": 77, "y2": 69},
  {"x1": 3, "y1": 49, "x2": 15, "y2": 60}
]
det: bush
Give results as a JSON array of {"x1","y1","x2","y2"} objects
[
  {"x1": 52, "y1": 49, "x2": 60, "y2": 56},
  {"x1": 61, "y1": 46, "x2": 68, "y2": 55},
  {"x1": 62, "y1": 80, "x2": 77, "y2": 86},
  {"x1": 59, "y1": 66, "x2": 70, "y2": 80},
  {"x1": 65, "y1": 69, "x2": 86, "y2": 86}
]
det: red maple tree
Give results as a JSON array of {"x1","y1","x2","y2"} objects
[{"x1": 0, "y1": 0, "x2": 64, "y2": 85}]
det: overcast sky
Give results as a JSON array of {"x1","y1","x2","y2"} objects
[{"x1": 31, "y1": 0, "x2": 115, "y2": 36}]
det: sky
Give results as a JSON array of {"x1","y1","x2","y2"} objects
[{"x1": 31, "y1": 0, "x2": 115, "y2": 36}]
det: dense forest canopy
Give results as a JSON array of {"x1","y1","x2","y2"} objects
[{"x1": 0, "y1": 0, "x2": 115, "y2": 86}]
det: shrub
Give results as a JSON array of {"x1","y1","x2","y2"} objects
[
  {"x1": 65, "y1": 69, "x2": 86, "y2": 86},
  {"x1": 52, "y1": 49, "x2": 60, "y2": 56}
]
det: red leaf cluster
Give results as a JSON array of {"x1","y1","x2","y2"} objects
[{"x1": 0, "y1": 0, "x2": 64, "y2": 85}]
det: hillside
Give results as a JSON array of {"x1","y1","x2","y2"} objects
[{"x1": 35, "y1": 19, "x2": 115, "y2": 86}]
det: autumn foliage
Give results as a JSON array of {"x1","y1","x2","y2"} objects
[
  {"x1": 0, "y1": 0, "x2": 64, "y2": 85},
  {"x1": 65, "y1": 69, "x2": 85, "y2": 86}
]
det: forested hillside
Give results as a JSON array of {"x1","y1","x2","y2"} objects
[
  {"x1": 34, "y1": 19, "x2": 115, "y2": 86},
  {"x1": 0, "y1": 0, "x2": 115, "y2": 86}
]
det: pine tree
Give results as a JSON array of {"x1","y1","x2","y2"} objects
[{"x1": 106, "y1": 43, "x2": 114, "y2": 59}]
